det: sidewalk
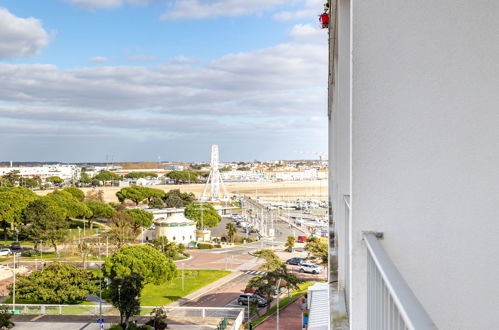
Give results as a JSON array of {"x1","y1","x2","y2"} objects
[{"x1": 255, "y1": 296, "x2": 304, "y2": 330}]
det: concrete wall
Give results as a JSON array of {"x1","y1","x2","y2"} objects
[{"x1": 332, "y1": 1, "x2": 499, "y2": 328}]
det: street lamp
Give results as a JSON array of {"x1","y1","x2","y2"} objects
[
  {"x1": 11, "y1": 253, "x2": 16, "y2": 313},
  {"x1": 276, "y1": 278, "x2": 282, "y2": 330}
]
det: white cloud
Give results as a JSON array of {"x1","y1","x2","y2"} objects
[
  {"x1": 0, "y1": 8, "x2": 50, "y2": 59},
  {"x1": 67, "y1": 0, "x2": 154, "y2": 10},
  {"x1": 127, "y1": 55, "x2": 156, "y2": 62},
  {"x1": 289, "y1": 24, "x2": 327, "y2": 43},
  {"x1": 0, "y1": 38, "x2": 327, "y2": 161},
  {"x1": 90, "y1": 56, "x2": 109, "y2": 63},
  {"x1": 168, "y1": 56, "x2": 201, "y2": 65},
  {"x1": 161, "y1": 0, "x2": 290, "y2": 20},
  {"x1": 273, "y1": 0, "x2": 324, "y2": 21}
]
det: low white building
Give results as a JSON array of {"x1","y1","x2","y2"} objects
[
  {"x1": 221, "y1": 170, "x2": 263, "y2": 182},
  {"x1": 154, "y1": 213, "x2": 196, "y2": 245},
  {"x1": 0, "y1": 164, "x2": 81, "y2": 182},
  {"x1": 266, "y1": 169, "x2": 318, "y2": 181}
]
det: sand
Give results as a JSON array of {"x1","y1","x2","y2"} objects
[{"x1": 35, "y1": 180, "x2": 329, "y2": 203}]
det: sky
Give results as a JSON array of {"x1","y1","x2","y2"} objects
[{"x1": 0, "y1": 0, "x2": 328, "y2": 163}]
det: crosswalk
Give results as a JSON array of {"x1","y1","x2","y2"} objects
[{"x1": 243, "y1": 270, "x2": 267, "y2": 276}]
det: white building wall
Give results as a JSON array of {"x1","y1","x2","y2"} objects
[
  {"x1": 0, "y1": 165, "x2": 80, "y2": 182},
  {"x1": 337, "y1": 1, "x2": 499, "y2": 329},
  {"x1": 330, "y1": 0, "x2": 352, "y2": 309}
]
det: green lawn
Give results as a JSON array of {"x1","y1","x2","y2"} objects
[{"x1": 140, "y1": 269, "x2": 231, "y2": 306}]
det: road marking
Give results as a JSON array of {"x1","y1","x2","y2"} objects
[
  {"x1": 243, "y1": 270, "x2": 267, "y2": 276},
  {"x1": 29, "y1": 315, "x2": 44, "y2": 321}
]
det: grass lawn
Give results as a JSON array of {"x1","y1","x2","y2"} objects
[{"x1": 140, "y1": 269, "x2": 231, "y2": 306}]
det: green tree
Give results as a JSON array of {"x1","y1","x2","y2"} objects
[
  {"x1": 22, "y1": 199, "x2": 69, "y2": 253},
  {"x1": 109, "y1": 273, "x2": 143, "y2": 329},
  {"x1": 79, "y1": 172, "x2": 92, "y2": 184},
  {"x1": 0, "y1": 187, "x2": 38, "y2": 241},
  {"x1": 165, "y1": 171, "x2": 200, "y2": 184},
  {"x1": 163, "y1": 189, "x2": 195, "y2": 208},
  {"x1": 44, "y1": 190, "x2": 92, "y2": 219},
  {"x1": 46, "y1": 176, "x2": 64, "y2": 185},
  {"x1": 123, "y1": 208, "x2": 153, "y2": 234},
  {"x1": 124, "y1": 172, "x2": 158, "y2": 179},
  {"x1": 285, "y1": 236, "x2": 295, "y2": 252},
  {"x1": 94, "y1": 171, "x2": 121, "y2": 181},
  {"x1": 237, "y1": 167, "x2": 250, "y2": 171},
  {"x1": 21, "y1": 176, "x2": 41, "y2": 189},
  {"x1": 141, "y1": 187, "x2": 166, "y2": 203},
  {"x1": 85, "y1": 201, "x2": 116, "y2": 228},
  {"x1": 62, "y1": 186, "x2": 85, "y2": 201},
  {"x1": 1, "y1": 170, "x2": 20, "y2": 186},
  {"x1": 219, "y1": 167, "x2": 231, "y2": 172},
  {"x1": 106, "y1": 211, "x2": 135, "y2": 247},
  {"x1": 254, "y1": 249, "x2": 284, "y2": 272},
  {"x1": 184, "y1": 203, "x2": 221, "y2": 229},
  {"x1": 148, "y1": 197, "x2": 165, "y2": 209},
  {"x1": 225, "y1": 222, "x2": 237, "y2": 243},
  {"x1": 12, "y1": 263, "x2": 98, "y2": 304},
  {"x1": 151, "y1": 237, "x2": 184, "y2": 259},
  {"x1": 305, "y1": 237, "x2": 328, "y2": 267},
  {"x1": 116, "y1": 186, "x2": 146, "y2": 205},
  {"x1": 103, "y1": 245, "x2": 177, "y2": 285},
  {"x1": 0, "y1": 305, "x2": 14, "y2": 328}
]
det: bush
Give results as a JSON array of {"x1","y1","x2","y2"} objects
[
  {"x1": 21, "y1": 249, "x2": 39, "y2": 257},
  {"x1": 233, "y1": 234, "x2": 245, "y2": 243},
  {"x1": 197, "y1": 243, "x2": 213, "y2": 249},
  {"x1": 0, "y1": 305, "x2": 14, "y2": 328},
  {"x1": 214, "y1": 244, "x2": 222, "y2": 248},
  {"x1": 109, "y1": 325, "x2": 123, "y2": 330}
]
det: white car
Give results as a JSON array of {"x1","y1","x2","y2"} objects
[
  {"x1": 299, "y1": 263, "x2": 322, "y2": 274},
  {"x1": 0, "y1": 248, "x2": 12, "y2": 256}
]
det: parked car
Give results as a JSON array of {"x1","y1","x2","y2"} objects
[
  {"x1": 237, "y1": 294, "x2": 268, "y2": 307},
  {"x1": 299, "y1": 263, "x2": 322, "y2": 274},
  {"x1": 0, "y1": 248, "x2": 12, "y2": 256},
  {"x1": 10, "y1": 242, "x2": 21, "y2": 250},
  {"x1": 296, "y1": 235, "x2": 307, "y2": 243},
  {"x1": 303, "y1": 210, "x2": 311, "y2": 214},
  {"x1": 243, "y1": 288, "x2": 273, "y2": 302},
  {"x1": 286, "y1": 257, "x2": 305, "y2": 265}
]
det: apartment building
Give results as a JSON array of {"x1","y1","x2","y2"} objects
[
  {"x1": 329, "y1": 1, "x2": 499, "y2": 329},
  {"x1": 0, "y1": 164, "x2": 81, "y2": 182}
]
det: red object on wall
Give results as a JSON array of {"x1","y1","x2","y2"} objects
[{"x1": 319, "y1": 13, "x2": 330, "y2": 28}]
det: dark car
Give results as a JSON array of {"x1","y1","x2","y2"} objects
[
  {"x1": 237, "y1": 294, "x2": 268, "y2": 307},
  {"x1": 10, "y1": 242, "x2": 21, "y2": 250},
  {"x1": 286, "y1": 257, "x2": 305, "y2": 265}
]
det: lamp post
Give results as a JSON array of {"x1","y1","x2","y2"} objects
[
  {"x1": 12, "y1": 253, "x2": 16, "y2": 313},
  {"x1": 276, "y1": 278, "x2": 282, "y2": 330}
]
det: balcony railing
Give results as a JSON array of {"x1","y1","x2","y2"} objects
[
  {"x1": 363, "y1": 232, "x2": 438, "y2": 330},
  {"x1": 7, "y1": 305, "x2": 244, "y2": 330}
]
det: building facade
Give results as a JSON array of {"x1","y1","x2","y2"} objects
[
  {"x1": 0, "y1": 164, "x2": 81, "y2": 182},
  {"x1": 329, "y1": 1, "x2": 499, "y2": 329},
  {"x1": 154, "y1": 213, "x2": 196, "y2": 245}
]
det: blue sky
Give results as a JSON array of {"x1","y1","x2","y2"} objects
[{"x1": 0, "y1": 0, "x2": 328, "y2": 163}]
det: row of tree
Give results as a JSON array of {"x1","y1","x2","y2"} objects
[
  {"x1": 0, "y1": 170, "x2": 65, "y2": 188},
  {"x1": 116, "y1": 186, "x2": 196, "y2": 208},
  {"x1": 12, "y1": 242, "x2": 180, "y2": 329}
]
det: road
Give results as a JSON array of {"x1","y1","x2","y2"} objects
[{"x1": 241, "y1": 197, "x2": 309, "y2": 243}]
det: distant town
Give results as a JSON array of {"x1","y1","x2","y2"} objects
[{"x1": 0, "y1": 158, "x2": 328, "y2": 189}]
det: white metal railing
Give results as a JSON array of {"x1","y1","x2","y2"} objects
[
  {"x1": 363, "y1": 232, "x2": 438, "y2": 330},
  {"x1": 7, "y1": 304, "x2": 243, "y2": 327}
]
